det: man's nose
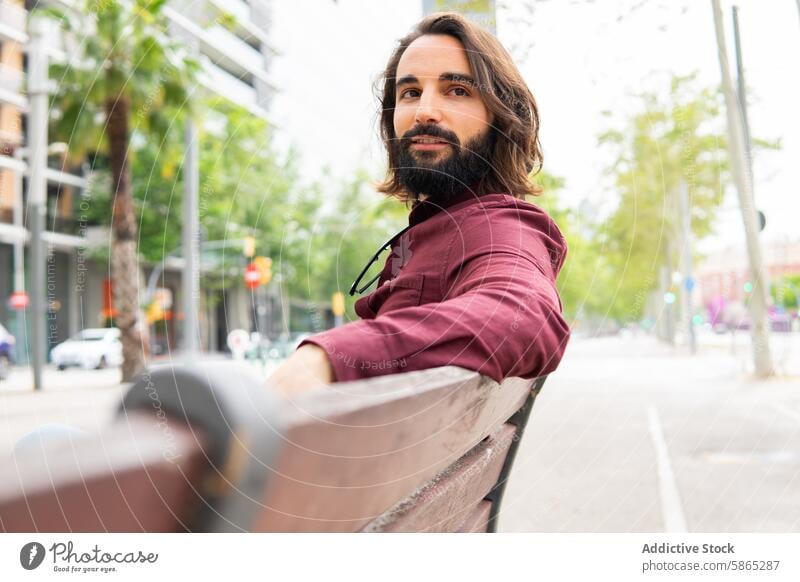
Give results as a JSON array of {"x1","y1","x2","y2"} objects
[{"x1": 414, "y1": 91, "x2": 443, "y2": 125}]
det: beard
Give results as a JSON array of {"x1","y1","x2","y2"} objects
[{"x1": 393, "y1": 123, "x2": 495, "y2": 203}]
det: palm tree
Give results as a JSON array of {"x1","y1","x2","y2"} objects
[{"x1": 41, "y1": 0, "x2": 199, "y2": 380}]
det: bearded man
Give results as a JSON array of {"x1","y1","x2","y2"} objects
[{"x1": 270, "y1": 12, "x2": 570, "y2": 393}]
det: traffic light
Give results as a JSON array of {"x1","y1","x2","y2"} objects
[
  {"x1": 244, "y1": 263, "x2": 260, "y2": 290},
  {"x1": 332, "y1": 291, "x2": 345, "y2": 317},
  {"x1": 253, "y1": 256, "x2": 272, "y2": 286}
]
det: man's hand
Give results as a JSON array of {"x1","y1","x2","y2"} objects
[{"x1": 268, "y1": 343, "x2": 335, "y2": 396}]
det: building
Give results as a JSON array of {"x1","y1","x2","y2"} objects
[
  {"x1": 0, "y1": 0, "x2": 277, "y2": 361},
  {"x1": 422, "y1": 0, "x2": 496, "y2": 33},
  {"x1": 696, "y1": 239, "x2": 800, "y2": 308}
]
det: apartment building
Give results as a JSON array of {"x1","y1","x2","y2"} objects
[
  {"x1": 696, "y1": 239, "x2": 800, "y2": 307},
  {"x1": 0, "y1": 0, "x2": 276, "y2": 361},
  {"x1": 422, "y1": 0, "x2": 496, "y2": 33}
]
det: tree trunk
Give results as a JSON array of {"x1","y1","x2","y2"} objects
[{"x1": 106, "y1": 95, "x2": 146, "y2": 382}]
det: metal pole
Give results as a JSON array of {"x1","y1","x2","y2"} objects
[
  {"x1": 679, "y1": 181, "x2": 696, "y2": 354},
  {"x1": 796, "y1": 0, "x2": 800, "y2": 29},
  {"x1": 182, "y1": 119, "x2": 200, "y2": 353},
  {"x1": 26, "y1": 18, "x2": 49, "y2": 390},
  {"x1": 732, "y1": 7, "x2": 754, "y2": 192},
  {"x1": 11, "y1": 150, "x2": 28, "y2": 365},
  {"x1": 711, "y1": 0, "x2": 774, "y2": 377}
]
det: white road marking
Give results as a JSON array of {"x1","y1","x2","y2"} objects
[{"x1": 647, "y1": 405, "x2": 688, "y2": 532}]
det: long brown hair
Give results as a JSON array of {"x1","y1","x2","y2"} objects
[{"x1": 374, "y1": 12, "x2": 543, "y2": 203}]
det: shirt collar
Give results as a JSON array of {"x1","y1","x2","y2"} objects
[{"x1": 407, "y1": 181, "x2": 484, "y2": 226}]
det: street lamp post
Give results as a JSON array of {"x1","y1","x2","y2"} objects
[
  {"x1": 26, "y1": 17, "x2": 49, "y2": 390},
  {"x1": 182, "y1": 119, "x2": 200, "y2": 353}
]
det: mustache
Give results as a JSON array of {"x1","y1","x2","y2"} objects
[{"x1": 399, "y1": 124, "x2": 460, "y2": 148}]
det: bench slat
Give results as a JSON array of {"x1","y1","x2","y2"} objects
[
  {"x1": 0, "y1": 412, "x2": 208, "y2": 532},
  {"x1": 361, "y1": 423, "x2": 517, "y2": 532}
]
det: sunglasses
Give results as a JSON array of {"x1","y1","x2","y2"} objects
[{"x1": 348, "y1": 225, "x2": 413, "y2": 296}]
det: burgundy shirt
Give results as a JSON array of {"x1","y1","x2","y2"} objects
[{"x1": 298, "y1": 187, "x2": 571, "y2": 383}]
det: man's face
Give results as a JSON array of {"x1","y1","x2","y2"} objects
[{"x1": 392, "y1": 34, "x2": 495, "y2": 201}]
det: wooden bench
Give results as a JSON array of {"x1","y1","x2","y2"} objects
[{"x1": 0, "y1": 360, "x2": 546, "y2": 532}]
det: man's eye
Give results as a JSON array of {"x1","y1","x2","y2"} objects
[
  {"x1": 400, "y1": 89, "x2": 420, "y2": 99},
  {"x1": 449, "y1": 86, "x2": 470, "y2": 97}
]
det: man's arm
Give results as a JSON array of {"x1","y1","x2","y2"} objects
[{"x1": 290, "y1": 208, "x2": 570, "y2": 385}]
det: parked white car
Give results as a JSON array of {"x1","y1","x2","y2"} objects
[{"x1": 50, "y1": 328, "x2": 123, "y2": 370}]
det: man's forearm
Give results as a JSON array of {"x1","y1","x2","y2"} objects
[
  {"x1": 268, "y1": 343, "x2": 335, "y2": 394},
  {"x1": 299, "y1": 259, "x2": 569, "y2": 384}
]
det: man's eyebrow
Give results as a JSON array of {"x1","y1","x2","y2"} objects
[
  {"x1": 439, "y1": 72, "x2": 477, "y2": 85},
  {"x1": 395, "y1": 72, "x2": 477, "y2": 89}
]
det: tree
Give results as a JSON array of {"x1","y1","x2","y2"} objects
[
  {"x1": 596, "y1": 73, "x2": 778, "y2": 328},
  {"x1": 80, "y1": 92, "x2": 388, "y2": 335},
  {"x1": 771, "y1": 275, "x2": 800, "y2": 312},
  {"x1": 531, "y1": 172, "x2": 612, "y2": 324},
  {"x1": 44, "y1": 0, "x2": 198, "y2": 380},
  {"x1": 598, "y1": 74, "x2": 728, "y2": 324}
]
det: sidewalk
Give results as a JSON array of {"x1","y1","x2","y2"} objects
[
  {"x1": 0, "y1": 359, "x2": 279, "y2": 457},
  {"x1": 0, "y1": 367, "x2": 127, "y2": 457},
  {"x1": 499, "y1": 334, "x2": 800, "y2": 532}
]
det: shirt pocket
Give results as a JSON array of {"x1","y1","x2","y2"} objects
[{"x1": 374, "y1": 273, "x2": 425, "y2": 314}]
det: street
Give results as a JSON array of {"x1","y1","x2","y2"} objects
[
  {"x1": 2, "y1": 334, "x2": 799, "y2": 532},
  {"x1": 500, "y1": 333, "x2": 800, "y2": 532},
  {"x1": 0, "y1": 367, "x2": 126, "y2": 458}
]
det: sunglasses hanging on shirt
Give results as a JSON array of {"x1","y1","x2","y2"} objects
[{"x1": 348, "y1": 224, "x2": 413, "y2": 296}]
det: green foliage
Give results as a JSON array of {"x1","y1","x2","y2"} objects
[
  {"x1": 534, "y1": 74, "x2": 781, "y2": 324},
  {"x1": 83, "y1": 93, "x2": 401, "y2": 309},
  {"x1": 43, "y1": 0, "x2": 200, "y2": 161},
  {"x1": 595, "y1": 74, "x2": 736, "y2": 321},
  {"x1": 302, "y1": 171, "x2": 407, "y2": 316},
  {"x1": 771, "y1": 275, "x2": 800, "y2": 310},
  {"x1": 530, "y1": 173, "x2": 613, "y2": 322}
]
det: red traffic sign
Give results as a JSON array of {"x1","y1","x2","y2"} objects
[
  {"x1": 244, "y1": 263, "x2": 260, "y2": 289},
  {"x1": 8, "y1": 291, "x2": 29, "y2": 310}
]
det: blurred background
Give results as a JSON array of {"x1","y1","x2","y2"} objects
[{"x1": 0, "y1": 0, "x2": 798, "y2": 531}]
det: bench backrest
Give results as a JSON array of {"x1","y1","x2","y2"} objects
[{"x1": 0, "y1": 362, "x2": 545, "y2": 532}]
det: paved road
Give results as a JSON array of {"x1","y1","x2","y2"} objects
[{"x1": 499, "y1": 334, "x2": 800, "y2": 532}]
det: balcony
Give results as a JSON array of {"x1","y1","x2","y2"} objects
[
  {"x1": 203, "y1": 24, "x2": 268, "y2": 84},
  {"x1": 206, "y1": 0, "x2": 272, "y2": 52},
  {"x1": 0, "y1": 0, "x2": 27, "y2": 44},
  {"x1": 21, "y1": 195, "x2": 98, "y2": 238},
  {"x1": 200, "y1": 57, "x2": 258, "y2": 109}
]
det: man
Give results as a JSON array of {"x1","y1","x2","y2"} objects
[{"x1": 270, "y1": 12, "x2": 570, "y2": 394}]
